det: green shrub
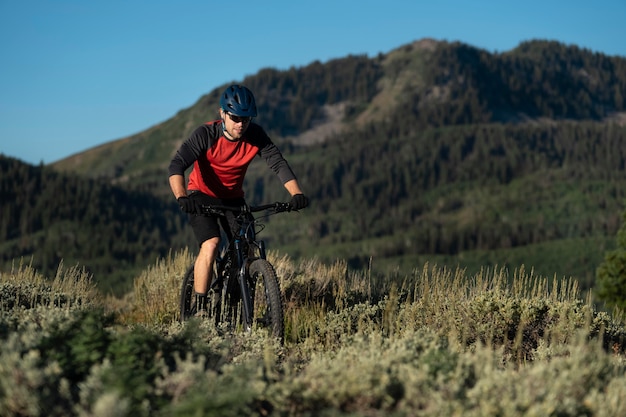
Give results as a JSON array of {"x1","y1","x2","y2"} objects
[
  {"x1": 2, "y1": 254, "x2": 626, "y2": 416},
  {"x1": 597, "y1": 211, "x2": 626, "y2": 310}
]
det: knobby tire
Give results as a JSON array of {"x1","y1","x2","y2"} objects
[
  {"x1": 179, "y1": 257, "x2": 285, "y2": 343},
  {"x1": 249, "y1": 259, "x2": 285, "y2": 341}
]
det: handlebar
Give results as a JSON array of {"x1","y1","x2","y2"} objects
[{"x1": 198, "y1": 201, "x2": 293, "y2": 216}]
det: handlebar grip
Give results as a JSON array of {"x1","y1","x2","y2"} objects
[{"x1": 274, "y1": 202, "x2": 292, "y2": 213}]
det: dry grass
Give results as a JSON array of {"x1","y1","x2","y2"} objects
[
  {"x1": 2, "y1": 251, "x2": 626, "y2": 416},
  {"x1": 0, "y1": 258, "x2": 100, "y2": 311},
  {"x1": 114, "y1": 248, "x2": 193, "y2": 324}
]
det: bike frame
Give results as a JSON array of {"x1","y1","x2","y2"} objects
[{"x1": 203, "y1": 202, "x2": 289, "y2": 329}]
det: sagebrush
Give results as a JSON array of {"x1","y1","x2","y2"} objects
[{"x1": 1, "y1": 252, "x2": 625, "y2": 416}]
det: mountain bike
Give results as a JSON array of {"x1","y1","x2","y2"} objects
[{"x1": 179, "y1": 201, "x2": 293, "y2": 341}]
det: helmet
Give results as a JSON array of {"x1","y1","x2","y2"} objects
[{"x1": 220, "y1": 85, "x2": 257, "y2": 117}]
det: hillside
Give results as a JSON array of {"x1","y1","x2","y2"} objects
[
  {"x1": 51, "y1": 39, "x2": 626, "y2": 186},
  {"x1": 4, "y1": 38, "x2": 626, "y2": 294},
  {"x1": 0, "y1": 155, "x2": 192, "y2": 294}
]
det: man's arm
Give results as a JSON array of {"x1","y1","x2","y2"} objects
[
  {"x1": 169, "y1": 174, "x2": 187, "y2": 199},
  {"x1": 283, "y1": 179, "x2": 304, "y2": 196}
]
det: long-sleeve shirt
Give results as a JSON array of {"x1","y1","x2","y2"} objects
[{"x1": 168, "y1": 120, "x2": 297, "y2": 199}]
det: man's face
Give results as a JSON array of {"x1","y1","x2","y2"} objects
[{"x1": 221, "y1": 110, "x2": 251, "y2": 140}]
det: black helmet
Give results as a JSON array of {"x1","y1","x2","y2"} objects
[{"x1": 220, "y1": 85, "x2": 257, "y2": 117}]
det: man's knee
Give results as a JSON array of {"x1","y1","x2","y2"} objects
[{"x1": 199, "y1": 237, "x2": 220, "y2": 256}]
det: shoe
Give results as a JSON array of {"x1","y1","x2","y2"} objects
[{"x1": 193, "y1": 292, "x2": 208, "y2": 318}]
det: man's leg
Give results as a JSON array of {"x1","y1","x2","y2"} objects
[
  {"x1": 194, "y1": 236, "x2": 219, "y2": 313},
  {"x1": 194, "y1": 236, "x2": 219, "y2": 293}
]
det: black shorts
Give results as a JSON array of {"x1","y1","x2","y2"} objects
[{"x1": 187, "y1": 192, "x2": 245, "y2": 246}]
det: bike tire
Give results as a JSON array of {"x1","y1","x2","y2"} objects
[
  {"x1": 179, "y1": 264, "x2": 222, "y2": 324},
  {"x1": 210, "y1": 252, "x2": 237, "y2": 326},
  {"x1": 249, "y1": 259, "x2": 285, "y2": 341},
  {"x1": 179, "y1": 265, "x2": 195, "y2": 322}
]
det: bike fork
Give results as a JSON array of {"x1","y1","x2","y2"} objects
[{"x1": 235, "y1": 240, "x2": 254, "y2": 330}]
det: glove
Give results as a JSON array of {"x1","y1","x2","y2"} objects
[
  {"x1": 289, "y1": 194, "x2": 309, "y2": 211},
  {"x1": 177, "y1": 196, "x2": 197, "y2": 214}
]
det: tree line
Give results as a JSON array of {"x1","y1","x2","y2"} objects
[
  {"x1": 0, "y1": 156, "x2": 192, "y2": 294},
  {"x1": 248, "y1": 121, "x2": 626, "y2": 260}
]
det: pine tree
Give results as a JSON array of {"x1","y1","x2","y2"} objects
[{"x1": 596, "y1": 210, "x2": 626, "y2": 310}]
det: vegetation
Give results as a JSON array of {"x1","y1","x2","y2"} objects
[
  {"x1": 0, "y1": 155, "x2": 192, "y2": 295},
  {"x1": 1, "y1": 252, "x2": 625, "y2": 416},
  {"x1": 51, "y1": 39, "x2": 626, "y2": 184},
  {"x1": 241, "y1": 120, "x2": 626, "y2": 300},
  {"x1": 597, "y1": 211, "x2": 626, "y2": 310}
]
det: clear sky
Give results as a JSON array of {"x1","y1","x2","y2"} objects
[{"x1": 1, "y1": 0, "x2": 625, "y2": 165}]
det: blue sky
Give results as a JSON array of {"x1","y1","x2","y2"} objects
[{"x1": 1, "y1": 0, "x2": 625, "y2": 165}]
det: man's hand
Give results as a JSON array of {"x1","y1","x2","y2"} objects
[
  {"x1": 177, "y1": 196, "x2": 197, "y2": 214},
  {"x1": 289, "y1": 194, "x2": 309, "y2": 211}
]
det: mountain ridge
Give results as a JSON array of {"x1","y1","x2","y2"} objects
[{"x1": 51, "y1": 38, "x2": 626, "y2": 186}]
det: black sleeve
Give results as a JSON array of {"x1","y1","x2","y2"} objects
[
  {"x1": 249, "y1": 124, "x2": 297, "y2": 184},
  {"x1": 168, "y1": 124, "x2": 217, "y2": 176}
]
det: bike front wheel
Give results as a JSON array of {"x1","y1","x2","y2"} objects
[{"x1": 248, "y1": 259, "x2": 285, "y2": 341}]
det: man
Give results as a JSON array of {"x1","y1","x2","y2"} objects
[{"x1": 168, "y1": 84, "x2": 308, "y2": 315}]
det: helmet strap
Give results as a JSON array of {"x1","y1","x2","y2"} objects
[{"x1": 220, "y1": 110, "x2": 237, "y2": 141}]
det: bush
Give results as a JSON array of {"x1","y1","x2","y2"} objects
[
  {"x1": 597, "y1": 211, "x2": 626, "y2": 310},
  {"x1": 1, "y1": 254, "x2": 626, "y2": 416}
]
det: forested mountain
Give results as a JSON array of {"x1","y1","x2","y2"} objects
[
  {"x1": 4, "y1": 38, "x2": 626, "y2": 294},
  {"x1": 51, "y1": 39, "x2": 626, "y2": 193},
  {"x1": 0, "y1": 155, "x2": 192, "y2": 294}
]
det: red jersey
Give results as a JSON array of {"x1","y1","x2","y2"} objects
[{"x1": 168, "y1": 120, "x2": 296, "y2": 199}]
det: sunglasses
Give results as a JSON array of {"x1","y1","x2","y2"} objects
[{"x1": 226, "y1": 113, "x2": 252, "y2": 124}]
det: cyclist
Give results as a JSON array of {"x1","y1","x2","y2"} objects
[{"x1": 168, "y1": 84, "x2": 309, "y2": 316}]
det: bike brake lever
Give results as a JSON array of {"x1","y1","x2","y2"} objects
[{"x1": 275, "y1": 202, "x2": 292, "y2": 213}]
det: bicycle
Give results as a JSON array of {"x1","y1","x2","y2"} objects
[{"x1": 179, "y1": 201, "x2": 294, "y2": 341}]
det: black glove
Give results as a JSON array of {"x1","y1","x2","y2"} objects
[
  {"x1": 177, "y1": 196, "x2": 197, "y2": 214},
  {"x1": 289, "y1": 194, "x2": 309, "y2": 211}
]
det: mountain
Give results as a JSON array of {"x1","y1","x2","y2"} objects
[
  {"x1": 51, "y1": 39, "x2": 626, "y2": 187},
  {"x1": 4, "y1": 38, "x2": 626, "y2": 294},
  {"x1": 0, "y1": 155, "x2": 193, "y2": 294}
]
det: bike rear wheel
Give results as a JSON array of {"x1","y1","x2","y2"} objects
[
  {"x1": 249, "y1": 259, "x2": 285, "y2": 341},
  {"x1": 179, "y1": 265, "x2": 221, "y2": 323},
  {"x1": 179, "y1": 265, "x2": 195, "y2": 322}
]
